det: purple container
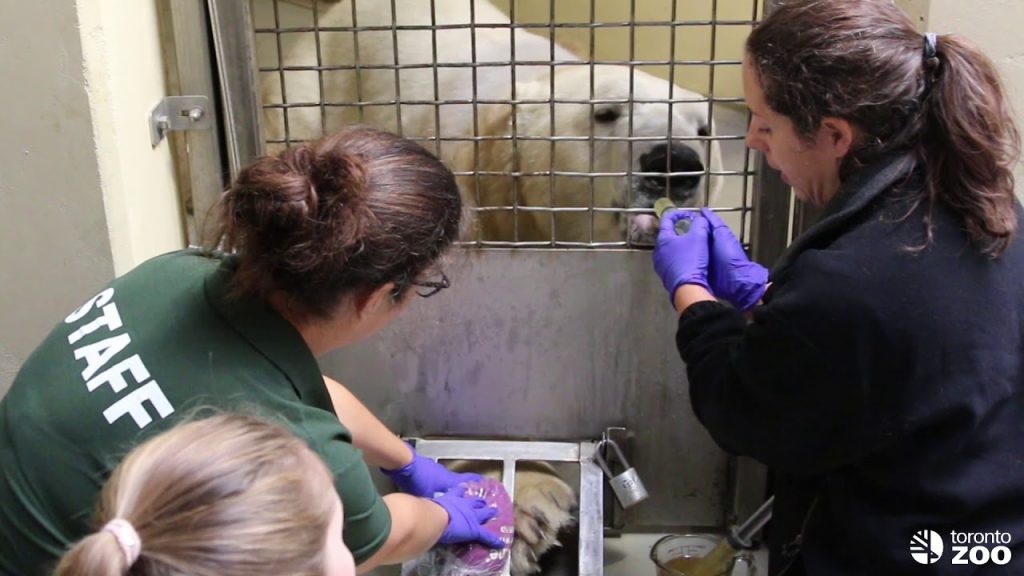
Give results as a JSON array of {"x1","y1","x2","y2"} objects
[{"x1": 447, "y1": 477, "x2": 514, "y2": 573}]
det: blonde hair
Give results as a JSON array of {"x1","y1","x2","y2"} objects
[{"x1": 55, "y1": 414, "x2": 336, "y2": 576}]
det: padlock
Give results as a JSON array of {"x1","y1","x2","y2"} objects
[{"x1": 595, "y1": 438, "x2": 649, "y2": 508}]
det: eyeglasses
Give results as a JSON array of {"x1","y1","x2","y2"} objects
[{"x1": 408, "y1": 271, "x2": 450, "y2": 298}]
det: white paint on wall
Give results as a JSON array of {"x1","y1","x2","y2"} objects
[{"x1": 76, "y1": 0, "x2": 185, "y2": 275}]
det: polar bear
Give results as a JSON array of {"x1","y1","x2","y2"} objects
[
  {"x1": 457, "y1": 64, "x2": 718, "y2": 244},
  {"x1": 259, "y1": 0, "x2": 720, "y2": 243}
]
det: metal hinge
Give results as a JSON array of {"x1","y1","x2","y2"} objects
[{"x1": 149, "y1": 96, "x2": 213, "y2": 147}]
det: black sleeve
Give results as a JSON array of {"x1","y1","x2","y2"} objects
[{"x1": 675, "y1": 254, "x2": 885, "y2": 475}]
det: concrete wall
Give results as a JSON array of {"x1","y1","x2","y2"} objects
[
  {"x1": 0, "y1": 0, "x2": 184, "y2": 397},
  {"x1": 0, "y1": 0, "x2": 113, "y2": 396}
]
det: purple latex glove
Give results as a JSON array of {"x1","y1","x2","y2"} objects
[
  {"x1": 652, "y1": 210, "x2": 712, "y2": 301},
  {"x1": 381, "y1": 444, "x2": 483, "y2": 498},
  {"x1": 433, "y1": 485, "x2": 508, "y2": 548},
  {"x1": 701, "y1": 208, "x2": 769, "y2": 311}
]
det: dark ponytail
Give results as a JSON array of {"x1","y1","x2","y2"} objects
[
  {"x1": 747, "y1": 0, "x2": 1020, "y2": 257},
  {"x1": 923, "y1": 34, "x2": 1020, "y2": 257},
  {"x1": 214, "y1": 126, "x2": 462, "y2": 319}
]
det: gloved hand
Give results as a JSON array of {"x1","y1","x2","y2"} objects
[
  {"x1": 701, "y1": 208, "x2": 769, "y2": 311},
  {"x1": 433, "y1": 485, "x2": 507, "y2": 548},
  {"x1": 652, "y1": 209, "x2": 712, "y2": 301},
  {"x1": 381, "y1": 444, "x2": 482, "y2": 498}
]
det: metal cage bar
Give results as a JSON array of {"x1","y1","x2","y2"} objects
[
  {"x1": 258, "y1": 58, "x2": 747, "y2": 72},
  {"x1": 705, "y1": 0, "x2": 720, "y2": 212},
  {"x1": 625, "y1": 0, "x2": 637, "y2": 249},
  {"x1": 254, "y1": 20, "x2": 762, "y2": 34},
  {"x1": 242, "y1": 0, "x2": 781, "y2": 250},
  {"x1": 350, "y1": 0, "x2": 366, "y2": 122},
  {"x1": 665, "y1": 0, "x2": 680, "y2": 222},
  {"x1": 470, "y1": 0, "x2": 483, "y2": 246},
  {"x1": 430, "y1": 0, "x2": 443, "y2": 158},
  {"x1": 208, "y1": 0, "x2": 263, "y2": 176},
  {"x1": 547, "y1": 0, "x2": 557, "y2": 246},
  {"x1": 508, "y1": 0, "x2": 520, "y2": 242},
  {"x1": 587, "y1": 0, "x2": 597, "y2": 244},
  {"x1": 389, "y1": 0, "x2": 404, "y2": 135},
  {"x1": 271, "y1": 1, "x2": 292, "y2": 147},
  {"x1": 312, "y1": 0, "x2": 327, "y2": 134}
]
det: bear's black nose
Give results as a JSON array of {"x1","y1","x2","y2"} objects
[{"x1": 640, "y1": 144, "x2": 704, "y2": 192}]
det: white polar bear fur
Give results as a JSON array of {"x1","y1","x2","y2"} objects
[{"x1": 260, "y1": 0, "x2": 720, "y2": 242}]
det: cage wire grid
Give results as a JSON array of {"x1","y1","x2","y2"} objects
[{"x1": 255, "y1": 0, "x2": 762, "y2": 249}]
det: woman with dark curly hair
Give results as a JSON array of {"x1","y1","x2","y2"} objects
[{"x1": 652, "y1": 1, "x2": 1023, "y2": 574}]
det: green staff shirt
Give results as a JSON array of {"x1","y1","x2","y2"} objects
[{"x1": 0, "y1": 250, "x2": 391, "y2": 575}]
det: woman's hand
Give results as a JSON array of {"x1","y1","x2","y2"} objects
[
  {"x1": 432, "y1": 486, "x2": 507, "y2": 548},
  {"x1": 381, "y1": 446, "x2": 483, "y2": 498},
  {"x1": 701, "y1": 208, "x2": 769, "y2": 311},
  {"x1": 652, "y1": 210, "x2": 712, "y2": 306}
]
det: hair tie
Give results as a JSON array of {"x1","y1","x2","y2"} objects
[
  {"x1": 102, "y1": 518, "x2": 141, "y2": 566},
  {"x1": 923, "y1": 32, "x2": 938, "y2": 60},
  {"x1": 920, "y1": 32, "x2": 941, "y2": 100}
]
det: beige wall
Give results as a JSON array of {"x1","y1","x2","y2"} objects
[
  {"x1": 928, "y1": 0, "x2": 1024, "y2": 194},
  {"x1": 491, "y1": 0, "x2": 759, "y2": 100},
  {"x1": 895, "y1": 0, "x2": 931, "y2": 29},
  {"x1": 0, "y1": 0, "x2": 184, "y2": 397}
]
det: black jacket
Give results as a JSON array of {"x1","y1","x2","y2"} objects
[{"x1": 677, "y1": 153, "x2": 1024, "y2": 575}]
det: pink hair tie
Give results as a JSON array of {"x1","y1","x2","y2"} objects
[{"x1": 102, "y1": 518, "x2": 141, "y2": 565}]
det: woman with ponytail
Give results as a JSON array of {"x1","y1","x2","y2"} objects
[
  {"x1": 650, "y1": 1, "x2": 1024, "y2": 574},
  {"x1": 0, "y1": 127, "x2": 503, "y2": 576},
  {"x1": 56, "y1": 414, "x2": 355, "y2": 576}
]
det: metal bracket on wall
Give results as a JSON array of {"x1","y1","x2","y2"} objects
[{"x1": 149, "y1": 96, "x2": 212, "y2": 147}]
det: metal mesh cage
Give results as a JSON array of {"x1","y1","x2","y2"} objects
[{"x1": 253, "y1": 0, "x2": 764, "y2": 249}]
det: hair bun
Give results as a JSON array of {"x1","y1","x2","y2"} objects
[
  {"x1": 226, "y1": 150, "x2": 315, "y2": 231},
  {"x1": 226, "y1": 143, "x2": 371, "y2": 242},
  {"x1": 308, "y1": 148, "x2": 368, "y2": 209},
  {"x1": 304, "y1": 146, "x2": 373, "y2": 254}
]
